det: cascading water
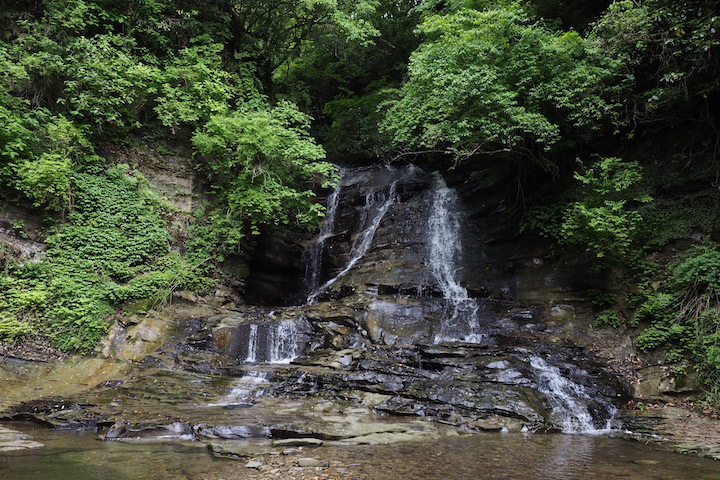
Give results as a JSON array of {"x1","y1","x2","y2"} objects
[
  {"x1": 244, "y1": 323, "x2": 259, "y2": 363},
  {"x1": 304, "y1": 175, "x2": 343, "y2": 296},
  {"x1": 530, "y1": 356, "x2": 617, "y2": 433},
  {"x1": 241, "y1": 319, "x2": 307, "y2": 364},
  {"x1": 307, "y1": 175, "x2": 400, "y2": 303},
  {"x1": 207, "y1": 370, "x2": 270, "y2": 407},
  {"x1": 428, "y1": 172, "x2": 483, "y2": 343},
  {"x1": 268, "y1": 319, "x2": 303, "y2": 364},
  {"x1": 223, "y1": 164, "x2": 623, "y2": 437}
]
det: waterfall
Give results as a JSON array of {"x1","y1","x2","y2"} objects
[
  {"x1": 304, "y1": 175, "x2": 343, "y2": 296},
  {"x1": 242, "y1": 320, "x2": 306, "y2": 364},
  {"x1": 267, "y1": 320, "x2": 302, "y2": 364},
  {"x1": 207, "y1": 370, "x2": 270, "y2": 407},
  {"x1": 307, "y1": 179, "x2": 399, "y2": 303},
  {"x1": 428, "y1": 172, "x2": 483, "y2": 343},
  {"x1": 530, "y1": 356, "x2": 616, "y2": 433},
  {"x1": 244, "y1": 323, "x2": 259, "y2": 363}
]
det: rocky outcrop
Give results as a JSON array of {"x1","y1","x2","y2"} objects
[{"x1": 206, "y1": 164, "x2": 632, "y2": 431}]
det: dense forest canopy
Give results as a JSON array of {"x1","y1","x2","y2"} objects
[{"x1": 1, "y1": 0, "x2": 720, "y2": 398}]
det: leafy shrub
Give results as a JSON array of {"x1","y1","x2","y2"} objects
[
  {"x1": 0, "y1": 313, "x2": 35, "y2": 341},
  {"x1": 529, "y1": 157, "x2": 651, "y2": 262},
  {"x1": 15, "y1": 153, "x2": 72, "y2": 208},
  {"x1": 0, "y1": 162, "x2": 211, "y2": 353},
  {"x1": 594, "y1": 309, "x2": 622, "y2": 328},
  {"x1": 155, "y1": 44, "x2": 235, "y2": 133},
  {"x1": 585, "y1": 289, "x2": 618, "y2": 309},
  {"x1": 634, "y1": 246, "x2": 720, "y2": 399},
  {"x1": 192, "y1": 100, "x2": 336, "y2": 255}
]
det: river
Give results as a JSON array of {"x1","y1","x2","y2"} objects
[{"x1": 2, "y1": 421, "x2": 719, "y2": 480}]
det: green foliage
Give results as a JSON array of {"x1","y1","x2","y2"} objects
[
  {"x1": 154, "y1": 44, "x2": 235, "y2": 133},
  {"x1": 590, "y1": 0, "x2": 720, "y2": 132},
  {"x1": 278, "y1": 0, "x2": 421, "y2": 161},
  {"x1": 524, "y1": 0, "x2": 610, "y2": 31},
  {"x1": 669, "y1": 246, "x2": 720, "y2": 294},
  {"x1": 594, "y1": 309, "x2": 622, "y2": 329},
  {"x1": 192, "y1": 101, "x2": 335, "y2": 255},
  {"x1": 0, "y1": 92, "x2": 92, "y2": 208},
  {"x1": 380, "y1": 2, "x2": 619, "y2": 164},
  {"x1": 585, "y1": 289, "x2": 618, "y2": 309},
  {"x1": 529, "y1": 157, "x2": 651, "y2": 261},
  {"x1": 635, "y1": 246, "x2": 720, "y2": 400},
  {"x1": 15, "y1": 154, "x2": 72, "y2": 208},
  {"x1": 231, "y1": 0, "x2": 380, "y2": 95},
  {"x1": 0, "y1": 164, "x2": 212, "y2": 353},
  {"x1": 0, "y1": 313, "x2": 36, "y2": 341},
  {"x1": 60, "y1": 34, "x2": 161, "y2": 133},
  {"x1": 638, "y1": 190, "x2": 720, "y2": 250},
  {"x1": 321, "y1": 87, "x2": 395, "y2": 161}
]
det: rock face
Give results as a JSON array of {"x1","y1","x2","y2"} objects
[
  {"x1": 0, "y1": 204, "x2": 47, "y2": 264},
  {"x1": 211, "y1": 164, "x2": 630, "y2": 432}
]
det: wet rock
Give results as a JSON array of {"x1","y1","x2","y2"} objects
[
  {"x1": 173, "y1": 290, "x2": 200, "y2": 303},
  {"x1": 103, "y1": 421, "x2": 194, "y2": 441},
  {"x1": 195, "y1": 425, "x2": 271, "y2": 439},
  {"x1": 1, "y1": 164, "x2": 636, "y2": 452},
  {"x1": 675, "y1": 442, "x2": 720, "y2": 460},
  {"x1": 213, "y1": 315, "x2": 313, "y2": 363},
  {"x1": 466, "y1": 418, "x2": 504, "y2": 432},
  {"x1": 0, "y1": 438, "x2": 45, "y2": 452},
  {"x1": 208, "y1": 442, "x2": 274, "y2": 459}
]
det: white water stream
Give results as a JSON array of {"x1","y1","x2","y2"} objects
[
  {"x1": 530, "y1": 356, "x2": 616, "y2": 433},
  {"x1": 304, "y1": 177, "x2": 343, "y2": 295},
  {"x1": 244, "y1": 324, "x2": 259, "y2": 363},
  {"x1": 307, "y1": 178, "x2": 400, "y2": 303},
  {"x1": 207, "y1": 370, "x2": 270, "y2": 407},
  {"x1": 428, "y1": 172, "x2": 483, "y2": 343},
  {"x1": 244, "y1": 320, "x2": 305, "y2": 364}
]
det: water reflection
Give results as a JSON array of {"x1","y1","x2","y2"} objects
[
  {"x1": 346, "y1": 434, "x2": 720, "y2": 480},
  {"x1": 2, "y1": 423, "x2": 720, "y2": 480},
  {"x1": 531, "y1": 434, "x2": 596, "y2": 479}
]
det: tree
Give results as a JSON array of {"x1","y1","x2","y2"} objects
[
  {"x1": 381, "y1": 2, "x2": 620, "y2": 168},
  {"x1": 229, "y1": 0, "x2": 380, "y2": 99},
  {"x1": 590, "y1": 0, "x2": 720, "y2": 145},
  {"x1": 192, "y1": 101, "x2": 336, "y2": 255},
  {"x1": 529, "y1": 157, "x2": 651, "y2": 261}
]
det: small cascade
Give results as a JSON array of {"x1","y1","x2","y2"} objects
[
  {"x1": 307, "y1": 178, "x2": 400, "y2": 303},
  {"x1": 244, "y1": 324, "x2": 259, "y2": 363},
  {"x1": 530, "y1": 356, "x2": 616, "y2": 433},
  {"x1": 240, "y1": 319, "x2": 308, "y2": 364},
  {"x1": 428, "y1": 172, "x2": 483, "y2": 343},
  {"x1": 207, "y1": 371, "x2": 270, "y2": 407},
  {"x1": 304, "y1": 176, "x2": 343, "y2": 296},
  {"x1": 267, "y1": 319, "x2": 303, "y2": 364}
]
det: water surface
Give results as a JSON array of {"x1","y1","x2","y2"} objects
[{"x1": 2, "y1": 422, "x2": 719, "y2": 480}]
